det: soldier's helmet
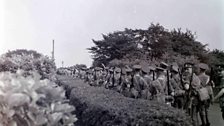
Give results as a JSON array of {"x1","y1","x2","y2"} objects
[
  {"x1": 171, "y1": 65, "x2": 179, "y2": 73},
  {"x1": 198, "y1": 63, "x2": 209, "y2": 71},
  {"x1": 125, "y1": 67, "x2": 133, "y2": 74},
  {"x1": 114, "y1": 67, "x2": 121, "y2": 73},
  {"x1": 155, "y1": 66, "x2": 165, "y2": 72},
  {"x1": 121, "y1": 68, "x2": 126, "y2": 75},
  {"x1": 133, "y1": 65, "x2": 142, "y2": 70},
  {"x1": 109, "y1": 67, "x2": 114, "y2": 73},
  {"x1": 160, "y1": 62, "x2": 169, "y2": 69},
  {"x1": 184, "y1": 62, "x2": 194, "y2": 68},
  {"x1": 81, "y1": 67, "x2": 87, "y2": 71},
  {"x1": 86, "y1": 69, "x2": 93, "y2": 74},
  {"x1": 141, "y1": 65, "x2": 150, "y2": 74},
  {"x1": 148, "y1": 66, "x2": 156, "y2": 72},
  {"x1": 95, "y1": 67, "x2": 102, "y2": 71},
  {"x1": 104, "y1": 67, "x2": 109, "y2": 71}
]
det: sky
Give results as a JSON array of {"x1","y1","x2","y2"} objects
[{"x1": 0, "y1": 0, "x2": 223, "y2": 67}]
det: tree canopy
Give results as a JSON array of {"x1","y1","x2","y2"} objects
[{"x1": 88, "y1": 23, "x2": 219, "y2": 67}]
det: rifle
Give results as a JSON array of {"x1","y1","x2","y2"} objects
[
  {"x1": 166, "y1": 69, "x2": 170, "y2": 95},
  {"x1": 112, "y1": 67, "x2": 115, "y2": 87},
  {"x1": 209, "y1": 67, "x2": 215, "y2": 87},
  {"x1": 186, "y1": 67, "x2": 194, "y2": 110},
  {"x1": 153, "y1": 71, "x2": 155, "y2": 81},
  {"x1": 178, "y1": 67, "x2": 184, "y2": 89}
]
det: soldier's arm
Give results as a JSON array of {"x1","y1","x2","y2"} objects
[{"x1": 213, "y1": 88, "x2": 224, "y2": 101}]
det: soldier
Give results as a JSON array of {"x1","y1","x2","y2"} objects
[
  {"x1": 84, "y1": 69, "x2": 94, "y2": 85},
  {"x1": 141, "y1": 65, "x2": 152, "y2": 100},
  {"x1": 198, "y1": 63, "x2": 212, "y2": 126},
  {"x1": 170, "y1": 65, "x2": 185, "y2": 109},
  {"x1": 213, "y1": 69, "x2": 224, "y2": 120},
  {"x1": 151, "y1": 66, "x2": 167, "y2": 103},
  {"x1": 131, "y1": 65, "x2": 142, "y2": 99},
  {"x1": 121, "y1": 67, "x2": 133, "y2": 97},
  {"x1": 102, "y1": 67, "x2": 109, "y2": 82},
  {"x1": 111, "y1": 67, "x2": 122, "y2": 92},
  {"x1": 182, "y1": 62, "x2": 202, "y2": 126},
  {"x1": 104, "y1": 67, "x2": 114, "y2": 89},
  {"x1": 148, "y1": 66, "x2": 156, "y2": 81},
  {"x1": 92, "y1": 67, "x2": 104, "y2": 86}
]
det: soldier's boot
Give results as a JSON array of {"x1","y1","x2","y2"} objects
[
  {"x1": 205, "y1": 110, "x2": 210, "y2": 126},
  {"x1": 222, "y1": 112, "x2": 224, "y2": 120},
  {"x1": 199, "y1": 114, "x2": 206, "y2": 126}
]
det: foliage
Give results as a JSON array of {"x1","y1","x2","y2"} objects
[
  {"x1": 0, "y1": 49, "x2": 56, "y2": 80},
  {"x1": 0, "y1": 70, "x2": 77, "y2": 126},
  {"x1": 57, "y1": 76, "x2": 192, "y2": 126},
  {"x1": 88, "y1": 23, "x2": 211, "y2": 67}
]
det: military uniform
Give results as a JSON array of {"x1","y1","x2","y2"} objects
[
  {"x1": 121, "y1": 68, "x2": 133, "y2": 97},
  {"x1": 131, "y1": 65, "x2": 143, "y2": 98},
  {"x1": 170, "y1": 66, "x2": 185, "y2": 109},
  {"x1": 197, "y1": 63, "x2": 212, "y2": 126},
  {"x1": 141, "y1": 66, "x2": 152, "y2": 99},
  {"x1": 111, "y1": 67, "x2": 122, "y2": 92},
  {"x1": 183, "y1": 63, "x2": 202, "y2": 126},
  {"x1": 151, "y1": 67, "x2": 167, "y2": 103},
  {"x1": 92, "y1": 67, "x2": 104, "y2": 86}
]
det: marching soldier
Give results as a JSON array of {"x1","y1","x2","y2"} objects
[
  {"x1": 111, "y1": 67, "x2": 122, "y2": 92},
  {"x1": 170, "y1": 65, "x2": 185, "y2": 109},
  {"x1": 141, "y1": 65, "x2": 152, "y2": 100},
  {"x1": 121, "y1": 67, "x2": 133, "y2": 97},
  {"x1": 151, "y1": 66, "x2": 167, "y2": 103},
  {"x1": 198, "y1": 63, "x2": 212, "y2": 126},
  {"x1": 84, "y1": 69, "x2": 94, "y2": 85},
  {"x1": 213, "y1": 69, "x2": 224, "y2": 120},
  {"x1": 182, "y1": 62, "x2": 202, "y2": 126},
  {"x1": 104, "y1": 67, "x2": 114, "y2": 89},
  {"x1": 131, "y1": 65, "x2": 143, "y2": 99},
  {"x1": 92, "y1": 67, "x2": 104, "y2": 86}
]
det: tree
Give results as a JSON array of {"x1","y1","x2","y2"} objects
[
  {"x1": 88, "y1": 23, "x2": 214, "y2": 67},
  {"x1": 88, "y1": 29, "x2": 139, "y2": 66}
]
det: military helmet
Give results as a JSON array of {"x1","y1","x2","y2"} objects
[
  {"x1": 160, "y1": 62, "x2": 169, "y2": 69},
  {"x1": 133, "y1": 65, "x2": 142, "y2": 70},
  {"x1": 148, "y1": 66, "x2": 156, "y2": 71},
  {"x1": 198, "y1": 63, "x2": 209, "y2": 70},
  {"x1": 171, "y1": 65, "x2": 179, "y2": 73},
  {"x1": 114, "y1": 67, "x2": 121, "y2": 73},
  {"x1": 141, "y1": 65, "x2": 150, "y2": 73},
  {"x1": 125, "y1": 68, "x2": 133, "y2": 73},
  {"x1": 184, "y1": 62, "x2": 194, "y2": 68},
  {"x1": 95, "y1": 67, "x2": 102, "y2": 71},
  {"x1": 155, "y1": 66, "x2": 165, "y2": 72},
  {"x1": 109, "y1": 67, "x2": 114, "y2": 72},
  {"x1": 121, "y1": 68, "x2": 126, "y2": 75}
]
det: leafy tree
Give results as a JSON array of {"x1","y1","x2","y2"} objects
[
  {"x1": 88, "y1": 23, "x2": 216, "y2": 68},
  {"x1": 88, "y1": 29, "x2": 138, "y2": 66}
]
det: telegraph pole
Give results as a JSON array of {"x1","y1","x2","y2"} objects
[{"x1": 52, "y1": 39, "x2": 55, "y2": 61}]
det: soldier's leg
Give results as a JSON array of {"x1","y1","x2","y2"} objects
[
  {"x1": 222, "y1": 108, "x2": 224, "y2": 120},
  {"x1": 191, "y1": 105, "x2": 199, "y2": 126},
  {"x1": 205, "y1": 100, "x2": 210, "y2": 126},
  {"x1": 199, "y1": 102, "x2": 206, "y2": 126}
]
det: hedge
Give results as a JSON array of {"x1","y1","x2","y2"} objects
[{"x1": 57, "y1": 75, "x2": 192, "y2": 126}]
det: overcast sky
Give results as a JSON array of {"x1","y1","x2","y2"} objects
[{"x1": 0, "y1": 0, "x2": 223, "y2": 67}]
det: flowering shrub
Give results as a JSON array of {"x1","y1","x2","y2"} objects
[
  {"x1": 0, "y1": 49, "x2": 56, "y2": 80},
  {"x1": 0, "y1": 70, "x2": 77, "y2": 126}
]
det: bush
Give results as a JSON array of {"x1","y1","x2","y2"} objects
[
  {"x1": 0, "y1": 70, "x2": 77, "y2": 126},
  {"x1": 0, "y1": 49, "x2": 56, "y2": 80},
  {"x1": 58, "y1": 75, "x2": 192, "y2": 126}
]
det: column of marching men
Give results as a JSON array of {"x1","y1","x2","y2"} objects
[{"x1": 71, "y1": 62, "x2": 215, "y2": 126}]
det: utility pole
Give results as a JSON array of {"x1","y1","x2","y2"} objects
[
  {"x1": 62, "y1": 61, "x2": 64, "y2": 68},
  {"x1": 52, "y1": 39, "x2": 55, "y2": 61}
]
